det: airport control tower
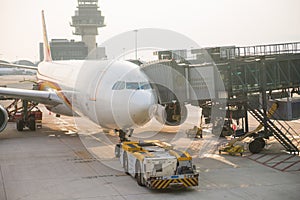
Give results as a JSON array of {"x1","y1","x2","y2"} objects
[{"x1": 71, "y1": 0, "x2": 105, "y2": 54}]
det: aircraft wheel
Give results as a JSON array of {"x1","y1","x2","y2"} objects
[
  {"x1": 28, "y1": 117, "x2": 36, "y2": 131},
  {"x1": 16, "y1": 120, "x2": 24, "y2": 131}
]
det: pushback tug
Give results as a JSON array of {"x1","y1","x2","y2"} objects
[{"x1": 115, "y1": 140, "x2": 199, "y2": 189}]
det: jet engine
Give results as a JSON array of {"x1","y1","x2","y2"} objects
[
  {"x1": 154, "y1": 102, "x2": 187, "y2": 126},
  {"x1": 0, "y1": 105, "x2": 9, "y2": 132}
]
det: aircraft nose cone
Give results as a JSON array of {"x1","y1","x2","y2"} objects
[{"x1": 129, "y1": 91, "x2": 156, "y2": 126}]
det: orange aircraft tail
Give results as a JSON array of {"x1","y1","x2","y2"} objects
[{"x1": 41, "y1": 10, "x2": 52, "y2": 62}]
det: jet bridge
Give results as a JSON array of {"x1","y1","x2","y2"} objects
[{"x1": 142, "y1": 42, "x2": 300, "y2": 154}]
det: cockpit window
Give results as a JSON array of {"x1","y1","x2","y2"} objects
[
  {"x1": 113, "y1": 81, "x2": 152, "y2": 90},
  {"x1": 112, "y1": 81, "x2": 125, "y2": 90},
  {"x1": 140, "y1": 82, "x2": 151, "y2": 90},
  {"x1": 126, "y1": 82, "x2": 139, "y2": 90}
]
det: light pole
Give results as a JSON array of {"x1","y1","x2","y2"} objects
[{"x1": 134, "y1": 30, "x2": 138, "y2": 60}]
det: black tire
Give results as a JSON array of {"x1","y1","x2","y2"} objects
[
  {"x1": 16, "y1": 120, "x2": 24, "y2": 131},
  {"x1": 123, "y1": 152, "x2": 129, "y2": 175},
  {"x1": 249, "y1": 139, "x2": 263, "y2": 154},
  {"x1": 257, "y1": 138, "x2": 266, "y2": 148},
  {"x1": 135, "y1": 161, "x2": 145, "y2": 186},
  {"x1": 28, "y1": 117, "x2": 36, "y2": 131},
  {"x1": 115, "y1": 144, "x2": 121, "y2": 158}
]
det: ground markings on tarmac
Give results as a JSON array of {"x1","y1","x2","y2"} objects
[{"x1": 247, "y1": 153, "x2": 300, "y2": 172}]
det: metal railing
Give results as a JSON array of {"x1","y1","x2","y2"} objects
[{"x1": 235, "y1": 42, "x2": 300, "y2": 58}]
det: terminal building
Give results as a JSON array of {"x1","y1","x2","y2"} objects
[
  {"x1": 39, "y1": 39, "x2": 88, "y2": 61},
  {"x1": 39, "y1": 39, "x2": 106, "y2": 61}
]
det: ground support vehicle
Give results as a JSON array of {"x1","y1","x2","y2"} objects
[
  {"x1": 6, "y1": 99, "x2": 42, "y2": 131},
  {"x1": 218, "y1": 143, "x2": 244, "y2": 156},
  {"x1": 13, "y1": 107, "x2": 42, "y2": 131},
  {"x1": 185, "y1": 126, "x2": 203, "y2": 138},
  {"x1": 219, "y1": 103, "x2": 279, "y2": 154},
  {"x1": 116, "y1": 140, "x2": 199, "y2": 189}
]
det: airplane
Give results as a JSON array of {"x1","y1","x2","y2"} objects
[
  {"x1": 0, "y1": 10, "x2": 159, "y2": 142},
  {"x1": 1, "y1": 60, "x2": 35, "y2": 76},
  {"x1": 0, "y1": 68, "x2": 19, "y2": 76},
  {"x1": 0, "y1": 67, "x2": 36, "y2": 76}
]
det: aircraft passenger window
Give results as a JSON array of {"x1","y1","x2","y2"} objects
[
  {"x1": 126, "y1": 82, "x2": 139, "y2": 90},
  {"x1": 112, "y1": 81, "x2": 125, "y2": 90},
  {"x1": 140, "y1": 82, "x2": 151, "y2": 90}
]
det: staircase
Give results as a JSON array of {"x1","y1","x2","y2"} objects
[{"x1": 247, "y1": 103, "x2": 299, "y2": 154}]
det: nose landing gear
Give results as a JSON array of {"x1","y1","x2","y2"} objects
[
  {"x1": 115, "y1": 129, "x2": 133, "y2": 142},
  {"x1": 114, "y1": 129, "x2": 134, "y2": 158}
]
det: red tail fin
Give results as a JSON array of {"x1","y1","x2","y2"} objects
[{"x1": 42, "y1": 10, "x2": 52, "y2": 62}]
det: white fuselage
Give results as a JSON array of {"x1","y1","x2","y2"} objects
[{"x1": 36, "y1": 60, "x2": 156, "y2": 130}]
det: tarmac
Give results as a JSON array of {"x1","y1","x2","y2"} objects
[{"x1": 1, "y1": 75, "x2": 300, "y2": 200}]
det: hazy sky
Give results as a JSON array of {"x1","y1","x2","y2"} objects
[{"x1": 0, "y1": 0, "x2": 299, "y2": 62}]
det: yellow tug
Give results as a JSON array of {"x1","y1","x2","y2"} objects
[{"x1": 115, "y1": 140, "x2": 199, "y2": 189}]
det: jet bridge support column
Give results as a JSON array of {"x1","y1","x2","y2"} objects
[
  {"x1": 260, "y1": 56, "x2": 268, "y2": 134},
  {"x1": 242, "y1": 93, "x2": 249, "y2": 134}
]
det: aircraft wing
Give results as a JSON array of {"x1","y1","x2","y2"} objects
[
  {"x1": 0, "y1": 87, "x2": 62, "y2": 106},
  {"x1": 0, "y1": 62, "x2": 38, "y2": 70}
]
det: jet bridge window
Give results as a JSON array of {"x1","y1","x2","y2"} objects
[{"x1": 112, "y1": 81, "x2": 125, "y2": 90}]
